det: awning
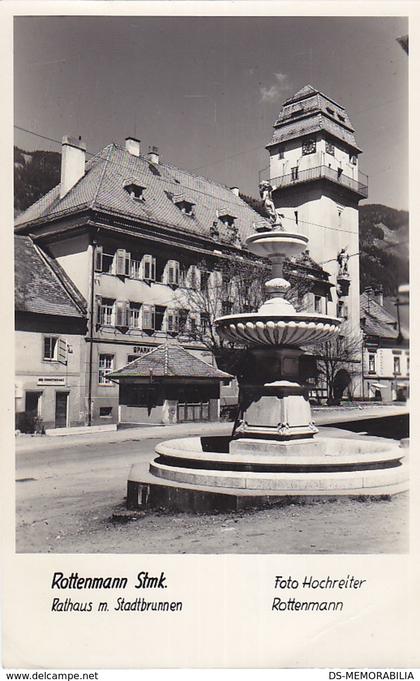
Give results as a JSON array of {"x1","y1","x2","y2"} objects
[
  {"x1": 396, "y1": 382, "x2": 408, "y2": 388},
  {"x1": 370, "y1": 383, "x2": 388, "y2": 389}
]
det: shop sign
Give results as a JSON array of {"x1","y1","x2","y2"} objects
[{"x1": 37, "y1": 376, "x2": 66, "y2": 386}]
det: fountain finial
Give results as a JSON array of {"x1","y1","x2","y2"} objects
[{"x1": 259, "y1": 180, "x2": 285, "y2": 230}]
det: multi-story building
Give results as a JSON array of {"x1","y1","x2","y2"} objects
[
  {"x1": 15, "y1": 235, "x2": 87, "y2": 431},
  {"x1": 15, "y1": 135, "x2": 272, "y2": 426},
  {"x1": 265, "y1": 84, "x2": 368, "y2": 332},
  {"x1": 360, "y1": 288, "x2": 409, "y2": 402}
]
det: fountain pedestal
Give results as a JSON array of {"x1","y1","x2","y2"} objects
[{"x1": 232, "y1": 345, "x2": 317, "y2": 441}]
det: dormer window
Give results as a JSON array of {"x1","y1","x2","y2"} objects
[
  {"x1": 337, "y1": 113, "x2": 345, "y2": 123},
  {"x1": 326, "y1": 106, "x2": 335, "y2": 116},
  {"x1": 350, "y1": 154, "x2": 358, "y2": 166},
  {"x1": 173, "y1": 193, "x2": 195, "y2": 216},
  {"x1": 124, "y1": 182, "x2": 145, "y2": 202},
  {"x1": 218, "y1": 212, "x2": 237, "y2": 228},
  {"x1": 302, "y1": 138, "x2": 316, "y2": 155}
]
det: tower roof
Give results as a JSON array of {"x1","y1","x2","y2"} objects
[{"x1": 267, "y1": 85, "x2": 361, "y2": 152}]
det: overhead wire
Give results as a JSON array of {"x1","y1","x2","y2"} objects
[{"x1": 14, "y1": 123, "x2": 405, "y2": 240}]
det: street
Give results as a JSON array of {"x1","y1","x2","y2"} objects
[{"x1": 16, "y1": 425, "x2": 409, "y2": 554}]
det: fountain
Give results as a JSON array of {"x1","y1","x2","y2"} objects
[{"x1": 127, "y1": 221, "x2": 409, "y2": 512}]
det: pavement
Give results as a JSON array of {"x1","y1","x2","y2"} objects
[{"x1": 15, "y1": 403, "x2": 408, "y2": 454}]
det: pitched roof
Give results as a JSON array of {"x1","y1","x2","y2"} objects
[
  {"x1": 267, "y1": 85, "x2": 361, "y2": 152},
  {"x1": 15, "y1": 144, "x2": 270, "y2": 247},
  {"x1": 15, "y1": 235, "x2": 85, "y2": 317},
  {"x1": 360, "y1": 291, "x2": 401, "y2": 339},
  {"x1": 108, "y1": 342, "x2": 232, "y2": 380}
]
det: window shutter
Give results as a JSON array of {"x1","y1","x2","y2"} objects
[
  {"x1": 115, "y1": 301, "x2": 128, "y2": 327},
  {"x1": 115, "y1": 249, "x2": 126, "y2": 276},
  {"x1": 94, "y1": 245, "x2": 103, "y2": 272},
  {"x1": 142, "y1": 305, "x2": 155, "y2": 330},
  {"x1": 96, "y1": 296, "x2": 102, "y2": 325},
  {"x1": 57, "y1": 338, "x2": 68, "y2": 365},
  {"x1": 152, "y1": 257, "x2": 156, "y2": 281},
  {"x1": 143, "y1": 255, "x2": 156, "y2": 281}
]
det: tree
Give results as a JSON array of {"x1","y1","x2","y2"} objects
[
  {"x1": 176, "y1": 253, "x2": 312, "y2": 374},
  {"x1": 309, "y1": 331, "x2": 361, "y2": 405}
]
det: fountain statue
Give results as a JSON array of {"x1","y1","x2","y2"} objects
[{"x1": 127, "y1": 225, "x2": 409, "y2": 511}]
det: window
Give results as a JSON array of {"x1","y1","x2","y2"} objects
[
  {"x1": 368, "y1": 354, "x2": 376, "y2": 374},
  {"x1": 326, "y1": 106, "x2": 335, "y2": 116},
  {"x1": 337, "y1": 301, "x2": 348, "y2": 319},
  {"x1": 350, "y1": 154, "x2": 358, "y2": 166},
  {"x1": 294, "y1": 210, "x2": 299, "y2": 225},
  {"x1": 43, "y1": 336, "x2": 58, "y2": 361},
  {"x1": 142, "y1": 255, "x2": 156, "y2": 281},
  {"x1": 314, "y1": 295, "x2": 322, "y2": 313},
  {"x1": 130, "y1": 259, "x2": 142, "y2": 280},
  {"x1": 166, "y1": 309, "x2": 179, "y2": 333},
  {"x1": 201, "y1": 312, "x2": 210, "y2": 333},
  {"x1": 291, "y1": 166, "x2": 299, "y2": 181},
  {"x1": 166, "y1": 260, "x2": 180, "y2": 286},
  {"x1": 222, "y1": 301, "x2": 233, "y2": 315},
  {"x1": 393, "y1": 356, "x2": 401, "y2": 375},
  {"x1": 128, "y1": 303, "x2": 140, "y2": 329},
  {"x1": 98, "y1": 298, "x2": 114, "y2": 326},
  {"x1": 99, "y1": 406, "x2": 113, "y2": 418},
  {"x1": 200, "y1": 270, "x2": 210, "y2": 292},
  {"x1": 278, "y1": 147, "x2": 284, "y2": 159},
  {"x1": 174, "y1": 197, "x2": 195, "y2": 216},
  {"x1": 302, "y1": 138, "x2": 316, "y2": 155},
  {"x1": 189, "y1": 313, "x2": 200, "y2": 335},
  {"x1": 127, "y1": 355, "x2": 138, "y2": 364},
  {"x1": 337, "y1": 113, "x2": 345, "y2": 122},
  {"x1": 407, "y1": 357, "x2": 410, "y2": 375},
  {"x1": 219, "y1": 213, "x2": 237, "y2": 228},
  {"x1": 94, "y1": 245, "x2": 103, "y2": 272},
  {"x1": 114, "y1": 249, "x2": 131, "y2": 276},
  {"x1": 98, "y1": 354, "x2": 114, "y2": 384},
  {"x1": 326, "y1": 141, "x2": 335, "y2": 156},
  {"x1": 124, "y1": 183, "x2": 145, "y2": 202},
  {"x1": 142, "y1": 305, "x2": 155, "y2": 331}
]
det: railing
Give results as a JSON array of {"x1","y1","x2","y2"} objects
[{"x1": 269, "y1": 165, "x2": 368, "y2": 198}]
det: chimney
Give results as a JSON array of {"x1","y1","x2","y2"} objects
[
  {"x1": 60, "y1": 136, "x2": 86, "y2": 199},
  {"x1": 374, "y1": 284, "x2": 384, "y2": 306},
  {"x1": 230, "y1": 186, "x2": 240, "y2": 196},
  {"x1": 148, "y1": 145, "x2": 159, "y2": 164},
  {"x1": 125, "y1": 136, "x2": 141, "y2": 157}
]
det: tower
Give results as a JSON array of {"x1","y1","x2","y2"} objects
[{"x1": 265, "y1": 85, "x2": 368, "y2": 333}]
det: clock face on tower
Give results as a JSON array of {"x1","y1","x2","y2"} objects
[{"x1": 302, "y1": 138, "x2": 316, "y2": 155}]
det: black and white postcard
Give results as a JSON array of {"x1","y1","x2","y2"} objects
[{"x1": 1, "y1": 0, "x2": 418, "y2": 673}]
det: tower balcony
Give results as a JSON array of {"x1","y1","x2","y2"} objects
[{"x1": 268, "y1": 165, "x2": 368, "y2": 199}]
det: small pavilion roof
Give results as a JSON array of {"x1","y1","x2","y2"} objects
[{"x1": 108, "y1": 342, "x2": 232, "y2": 381}]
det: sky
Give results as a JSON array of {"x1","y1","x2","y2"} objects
[{"x1": 14, "y1": 15, "x2": 408, "y2": 209}]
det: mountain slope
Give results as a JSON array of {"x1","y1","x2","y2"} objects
[
  {"x1": 359, "y1": 203, "x2": 409, "y2": 295},
  {"x1": 14, "y1": 146, "x2": 61, "y2": 217}
]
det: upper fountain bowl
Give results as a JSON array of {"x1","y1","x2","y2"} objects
[{"x1": 246, "y1": 230, "x2": 308, "y2": 260}]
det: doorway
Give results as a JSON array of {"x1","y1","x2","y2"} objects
[
  {"x1": 55, "y1": 392, "x2": 69, "y2": 428},
  {"x1": 25, "y1": 391, "x2": 42, "y2": 417}
]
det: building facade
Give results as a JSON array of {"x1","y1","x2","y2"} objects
[
  {"x1": 361, "y1": 288, "x2": 409, "y2": 402},
  {"x1": 15, "y1": 136, "x2": 271, "y2": 426},
  {"x1": 15, "y1": 235, "x2": 87, "y2": 431}
]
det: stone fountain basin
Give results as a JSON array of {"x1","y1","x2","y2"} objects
[
  {"x1": 246, "y1": 230, "x2": 309, "y2": 258},
  {"x1": 145, "y1": 436, "x2": 408, "y2": 493},
  {"x1": 215, "y1": 313, "x2": 341, "y2": 345}
]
